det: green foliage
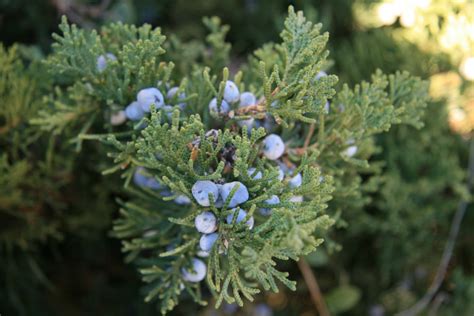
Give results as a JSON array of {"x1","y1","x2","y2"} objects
[
  {"x1": 439, "y1": 269, "x2": 474, "y2": 316},
  {"x1": 0, "y1": 44, "x2": 62, "y2": 249},
  {"x1": 325, "y1": 285, "x2": 361, "y2": 314},
  {"x1": 2, "y1": 2, "x2": 471, "y2": 316},
  {"x1": 319, "y1": 2, "x2": 471, "y2": 314},
  {"x1": 31, "y1": 6, "x2": 426, "y2": 314},
  {"x1": 0, "y1": 40, "x2": 121, "y2": 316},
  {"x1": 164, "y1": 16, "x2": 231, "y2": 78},
  {"x1": 0, "y1": 43, "x2": 61, "y2": 315},
  {"x1": 107, "y1": 109, "x2": 334, "y2": 314}
]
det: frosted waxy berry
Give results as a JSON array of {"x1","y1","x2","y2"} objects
[
  {"x1": 239, "y1": 91, "x2": 256, "y2": 107},
  {"x1": 125, "y1": 101, "x2": 145, "y2": 121},
  {"x1": 226, "y1": 208, "x2": 254, "y2": 229},
  {"x1": 213, "y1": 185, "x2": 225, "y2": 208},
  {"x1": 315, "y1": 70, "x2": 327, "y2": 80},
  {"x1": 289, "y1": 195, "x2": 304, "y2": 203},
  {"x1": 324, "y1": 101, "x2": 330, "y2": 112},
  {"x1": 192, "y1": 180, "x2": 219, "y2": 206},
  {"x1": 254, "y1": 304, "x2": 273, "y2": 316},
  {"x1": 110, "y1": 110, "x2": 127, "y2": 126},
  {"x1": 263, "y1": 115, "x2": 275, "y2": 131},
  {"x1": 199, "y1": 233, "x2": 219, "y2": 252},
  {"x1": 174, "y1": 194, "x2": 191, "y2": 205},
  {"x1": 219, "y1": 181, "x2": 249, "y2": 208},
  {"x1": 161, "y1": 105, "x2": 174, "y2": 119},
  {"x1": 262, "y1": 134, "x2": 285, "y2": 160},
  {"x1": 209, "y1": 98, "x2": 230, "y2": 115},
  {"x1": 223, "y1": 303, "x2": 239, "y2": 314},
  {"x1": 133, "y1": 168, "x2": 149, "y2": 187},
  {"x1": 277, "y1": 166, "x2": 285, "y2": 181},
  {"x1": 167, "y1": 86, "x2": 186, "y2": 109},
  {"x1": 137, "y1": 88, "x2": 164, "y2": 112},
  {"x1": 346, "y1": 145, "x2": 358, "y2": 157},
  {"x1": 143, "y1": 230, "x2": 158, "y2": 238},
  {"x1": 181, "y1": 258, "x2": 207, "y2": 282},
  {"x1": 146, "y1": 177, "x2": 164, "y2": 190},
  {"x1": 197, "y1": 250, "x2": 209, "y2": 258},
  {"x1": 345, "y1": 138, "x2": 358, "y2": 157},
  {"x1": 133, "y1": 167, "x2": 163, "y2": 189},
  {"x1": 96, "y1": 53, "x2": 116, "y2": 72},
  {"x1": 223, "y1": 80, "x2": 240, "y2": 103},
  {"x1": 260, "y1": 195, "x2": 280, "y2": 216},
  {"x1": 238, "y1": 118, "x2": 256, "y2": 133},
  {"x1": 195, "y1": 211, "x2": 218, "y2": 234},
  {"x1": 289, "y1": 172, "x2": 302, "y2": 188},
  {"x1": 247, "y1": 167, "x2": 263, "y2": 180}
]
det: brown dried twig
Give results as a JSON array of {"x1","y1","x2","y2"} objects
[{"x1": 298, "y1": 258, "x2": 330, "y2": 316}]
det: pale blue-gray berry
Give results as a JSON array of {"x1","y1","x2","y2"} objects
[
  {"x1": 260, "y1": 195, "x2": 280, "y2": 216},
  {"x1": 110, "y1": 110, "x2": 126, "y2": 126},
  {"x1": 324, "y1": 101, "x2": 330, "y2": 113},
  {"x1": 277, "y1": 161, "x2": 291, "y2": 175},
  {"x1": 223, "y1": 303, "x2": 239, "y2": 314},
  {"x1": 214, "y1": 184, "x2": 225, "y2": 208},
  {"x1": 346, "y1": 145, "x2": 358, "y2": 157},
  {"x1": 192, "y1": 180, "x2": 219, "y2": 206},
  {"x1": 137, "y1": 88, "x2": 164, "y2": 112},
  {"x1": 247, "y1": 167, "x2": 263, "y2": 180},
  {"x1": 289, "y1": 195, "x2": 304, "y2": 203},
  {"x1": 197, "y1": 250, "x2": 209, "y2": 258},
  {"x1": 96, "y1": 53, "x2": 116, "y2": 72},
  {"x1": 174, "y1": 194, "x2": 191, "y2": 205},
  {"x1": 167, "y1": 86, "x2": 186, "y2": 109},
  {"x1": 194, "y1": 211, "x2": 218, "y2": 234},
  {"x1": 181, "y1": 258, "x2": 207, "y2": 282},
  {"x1": 346, "y1": 146, "x2": 358, "y2": 157},
  {"x1": 263, "y1": 114, "x2": 275, "y2": 131},
  {"x1": 278, "y1": 166, "x2": 285, "y2": 181},
  {"x1": 125, "y1": 101, "x2": 145, "y2": 121},
  {"x1": 161, "y1": 105, "x2": 174, "y2": 119},
  {"x1": 288, "y1": 172, "x2": 302, "y2": 188},
  {"x1": 239, "y1": 91, "x2": 256, "y2": 107},
  {"x1": 226, "y1": 208, "x2": 254, "y2": 229},
  {"x1": 133, "y1": 167, "x2": 163, "y2": 190},
  {"x1": 147, "y1": 179, "x2": 163, "y2": 190},
  {"x1": 143, "y1": 230, "x2": 158, "y2": 238},
  {"x1": 132, "y1": 167, "x2": 151, "y2": 186},
  {"x1": 219, "y1": 181, "x2": 249, "y2": 208},
  {"x1": 262, "y1": 134, "x2": 285, "y2": 160},
  {"x1": 254, "y1": 303, "x2": 273, "y2": 316},
  {"x1": 209, "y1": 98, "x2": 230, "y2": 115},
  {"x1": 237, "y1": 118, "x2": 256, "y2": 133},
  {"x1": 223, "y1": 80, "x2": 240, "y2": 103},
  {"x1": 199, "y1": 233, "x2": 219, "y2": 252},
  {"x1": 315, "y1": 70, "x2": 327, "y2": 80},
  {"x1": 345, "y1": 138, "x2": 358, "y2": 157}
]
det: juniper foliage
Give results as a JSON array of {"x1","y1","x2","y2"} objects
[{"x1": 3, "y1": 4, "x2": 434, "y2": 315}]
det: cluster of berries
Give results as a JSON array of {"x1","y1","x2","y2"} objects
[
  {"x1": 97, "y1": 53, "x2": 186, "y2": 126},
  {"x1": 107, "y1": 85, "x2": 185, "y2": 126},
  {"x1": 124, "y1": 86, "x2": 186, "y2": 122},
  {"x1": 208, "y1": 80, "x2": 276, "y2": 132},
  {"x1": 182, "y1": 180, "x2": 253, "y2": 283},
  {"x1": 182, "y1": 129, "x2": 308, "y2": 282},
  {"x1": 133, "y1": 167, "x2": 191, "y2": 205},
  {"x1": 123, "y1": 73, "x2": 331, "y2": 285}
]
